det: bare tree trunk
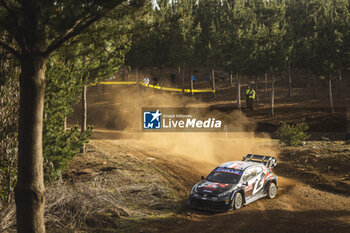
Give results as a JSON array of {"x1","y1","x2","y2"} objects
[
  {"x1": 177, "y1": 66, "x2": 181, "y2": 87},
  {"x1": 191, "y1": 79, "x2": 194, "y2": 97},
  {"x1": 288, "y1": 64, "x2": 292, "y2": 97},
  {"x1": 191, "y1": 67, "x2": 194, "y2": 97},
  {"x1": 212, "y1": 68, "x2": 216, "y2": 97},
  {"x1": 15, "y1": 57, "x2": 46, "y2": 233},
  {"x1": 256, "y1": 76, "x2": 259, "y2": 105},
  {"x1": 64, "y1": 116, "x2": 67, "y2": 131},
  {"x1": 264, "y1": 73, "x2": 267, "y2": 93},
  {"x1": 329, "y1": 78, "x2": 334, "y2": 114},
  {"x1": 81, "y1": 80, "x2": 87, "y2": 153},
  {"x1": 181, "y1": 66, "x2": 185, "y2": 96},
  {"x1": 159, "y1": 66, "x2": 162, "y2": 84},
  {"x1": 237, "y1": 74, "x2": 241, "y2": 111},
  {"x1": 230, "y1": 71, "x2": 233, "y2": 86},
  {"x1": 338, "y1": 71, "x2": 342, "y2": 97},
  {"x1": 346, "y1": 111, "x2": 350, "y2": 142},
  {"x1": 271, "y1": 74, "x2": 275, "y2": 117},
  {"x1": 136, "y1": 67, "x2": 140, "y2": 94},
  {"x1": 312, "y1": 74, "x2": 316, "y2": 99}
]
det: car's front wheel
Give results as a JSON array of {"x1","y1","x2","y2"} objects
[
  {"x1": 267, "y1": 182, "x2": 277, "y2": 199},
  {"x1": 232, "y1": 192, "x2": 243, "y2": 210}
]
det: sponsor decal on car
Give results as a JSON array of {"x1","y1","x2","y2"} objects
[
  {"x1": 203, "y1": 183, "x2": 219, "y2": 190},
  {"x1": 214, "y1": 168, "x2": 242, "y2": 175}
]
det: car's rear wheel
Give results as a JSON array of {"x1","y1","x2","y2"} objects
[
  {"x1": 268, "y1": 182, "x2": 277, "y2": 199},
  {"x1": 232, "y1": 192, "x2": 243, "y2": 210}
]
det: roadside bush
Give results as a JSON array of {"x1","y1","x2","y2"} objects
[{"x1": 276, "y1": 122, "x2": 310, "y2": 146}]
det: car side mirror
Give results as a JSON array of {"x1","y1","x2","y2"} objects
[
  {"x1": 201, "y1": 176, "x2": 205, "y2": 180},
  {"x1": 243, "y1": 182, "x2": 248, "y2": 186}
]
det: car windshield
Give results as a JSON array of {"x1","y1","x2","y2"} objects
[{"x1": 206, "y1": 168, "x2": 242, "y2": 184}]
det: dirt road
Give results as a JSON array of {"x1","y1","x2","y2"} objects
[{"x1": 65, "y1": 133, "x2": 350, "y2": 233}]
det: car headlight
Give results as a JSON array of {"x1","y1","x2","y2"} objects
[
  {"x1": 191, "y1": 184, "x2": 198, "y2": 194},
  {"x1": 218, "y1": 190, "x2": 231, "y2": 198}
]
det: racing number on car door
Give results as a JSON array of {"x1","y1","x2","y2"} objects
[
  {"x1": 252, "y1": 167, "x2": 264, "y2": 196},
  {"x1": 252, "y1": 178, "x2": 263, "y2": 196},
  {"x1": 243, "y1": 168, "x2": 256, "y2": 198}
]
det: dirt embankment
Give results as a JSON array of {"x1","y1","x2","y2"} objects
[{"x1": 275, "y1": 141, "x2": 350, "y2": 196}]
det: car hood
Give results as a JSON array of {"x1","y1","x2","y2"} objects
[{"x1": 196, "y1": 180, "x2": 237, "y2": 195}]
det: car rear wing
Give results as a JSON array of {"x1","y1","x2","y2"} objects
[{"x1": 242, "y1": 154, "x2": 277, "y2": 169}]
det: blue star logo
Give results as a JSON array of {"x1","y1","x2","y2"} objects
[{"x1": 143, "y1": 110, "x2": 161, "y2": 129}]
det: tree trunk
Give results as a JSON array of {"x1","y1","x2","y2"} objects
[
  {"x1": 237, "y1": 74, "x2": 241, "y2": 111},
  {"x1": 230, "y1": 71, "x2": 233, "y2": 86},
  {"x1": 288, "y1": 64, "x2": 292, "y2": 97},
  {"x1": 177, "y1": 66, "x2": 181, "y2": 87},
  {"x1": 329, "y1": 78, "x2": 334, "y2": 114},
  {"x1": 64, "y1": 116, "x2": 67, "y2": 131},
  {"x1": 212, "y1": 68, "x2": 216, "y2": 97},
  {"x1": 81, "y1": 80, "x2": 87, "y2": 153},
  {"x1": 312, "y1": 74, "x2": 316, "y2": 99},
  {"x1": 191, "y1": 79, "x2": 194, "y2": 97},
  {"x1": 159, "y1": 66, "x2": 162, "y2": 84},
  {"x1": 181, "y1": 66, "x2": 185, "y2": 96},
  {"x1": 264, "y1": 73, "x2": 267, "y2": 93},
  {"x1": 135, "y1": 67, "x2": 140, "y2": 96},
  {"x1": 338, "y1": 71, "x2": 342, "y2": 97},
  {"x1": 191, "y1": 67, "x2": 194, "y2": 97},
  {"x1": 271, "y1": 74, "x2": 275, "y2": 117},
  {"x1": 15, "y1": 57, "x2": 46, "y2": 233},
  {"x1": 256, "y1": 76, "x2": 259, "y2": 105}
]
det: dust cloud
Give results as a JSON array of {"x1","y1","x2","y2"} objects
[{"x1": 87, "y1": 85, "x2": 279, "y2": 165}]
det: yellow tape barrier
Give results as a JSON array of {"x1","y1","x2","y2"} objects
[
  {"x1": 99, "y1": 81, "x2": 137, "y2": 85},
  {"x1": 97, "y1": 81, "x2": 215, "y2": 93}
]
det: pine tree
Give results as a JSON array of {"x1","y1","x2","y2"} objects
[
  {"x1": 0, "y1": 1, "x2": 145, "y2": 231},
  {"x1": 307, "y1": 0, "x2": 349, "y2": 113}
]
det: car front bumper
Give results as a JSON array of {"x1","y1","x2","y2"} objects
[{"x1": 188, "y1": 195, "x2": 232, "y2": 212}]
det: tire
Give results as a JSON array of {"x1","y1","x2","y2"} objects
[
  {"x1": 232, "y1": 192, "x2": 243, "y2": 210},
  {"x1": 267, "y1": 182, "x2": 277, "y2": 199}
]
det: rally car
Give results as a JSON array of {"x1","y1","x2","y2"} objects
[{"x1": 188, "y1": 154, "x2": 278, "y2": 211}]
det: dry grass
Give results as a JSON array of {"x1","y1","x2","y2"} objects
[
  {"x1": 0, "y1": 176, "x2": 131, "y2": 233},
  {"x1": 45, "y1": 176, "x2": 131, "y2": 232},
  {"x1": 0, "y1": 202, "x2": 16, "y2": 232}
]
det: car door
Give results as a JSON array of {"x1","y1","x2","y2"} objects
[
  {"x1": 251, "y1": 166, "x2": 264, "y2": 197},
  {"x1": 242, "y1": 167, "x2": 257, "y2": 199}
]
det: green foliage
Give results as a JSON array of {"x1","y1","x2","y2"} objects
[
  {"x1": 43, "y1": 58, "x2": 93, "y2": 182},
  {"x1": 305, "y1": 0, "x2": 349, "y2": 78},
  {"x1": 0, "y1": 68, "x2": 19, "y2": 203},
  {"x1": 125, "y1": 0, "x2": 349, "y2": 81},
  {"x1": 127, "y1": 0, "x2": 201, "y2": 69},
  {"x1": 43, "y1": 125, "x2": 92, "y2": 182},
  {"x1": 276, "y1": 122, "x2": 310, "y2": 146},
  {"x1": 62, "y1": 13, "x2": 133, "y2": 83},
  {"x1": 43, "y1": 11, "x2": 133, "y2": 182}
]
